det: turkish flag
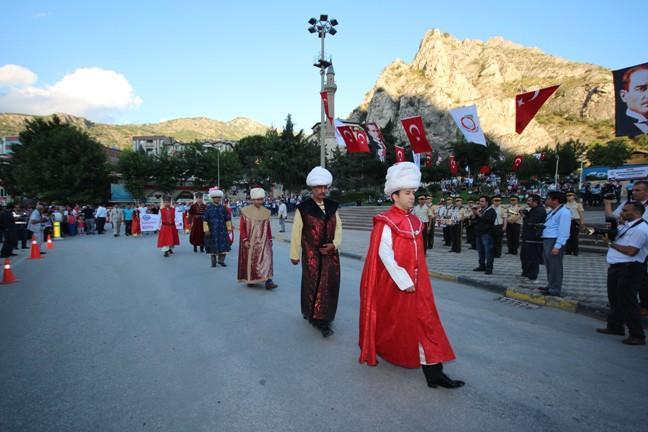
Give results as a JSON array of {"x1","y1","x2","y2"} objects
[
  {"x1": 400, "y1": 116, "x2": 432, "y2": 153},
  {"x1": 512, "y1": 155, "x2": 524, "y2": 171},
  {"x1": 320, "y1": 91, "x2": 333, "y2": 125},
  {"x1": 337, "y1": 125, "x2": 369, "y2": 153},
  {"x1": 351, "y1": 125, "x2": 371, "y2": 153},
  {"x1": 479, "y1": 165, "x2": 491, "y2": 175},
  {"x1": 515, "y1": 85, "x2": 560, "y2": 134},
  {"x1": 394, "y1": 145, "x2": 406, "y2": 163},
  {"x1": 449, "y1": 155, "x2": 459, "y2": 176}
]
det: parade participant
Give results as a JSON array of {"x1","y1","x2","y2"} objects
[
  {"x1": 437, "y1": 198, "x2": 452, "y2": 247},
  {"x1": 203, "y1": 187, "x2": 232, "y2": 268},
  {"x1": 238, "y1": 188, "x2": 277, "y2": 290},
  {"x1": 123, "y1": 204, "x2": 134, "y2": 236},
  {"x1": 188, "y1": 192, "x2": 207, "y2": 253},
  {"x1": 520, "y1": 195, "x2": 546, "y2": 282},
  {"x1": 426, "y1": 196, "x2": 437, "y2": 249},
  {"x1": 95, "y1": 204, "x2": 108, "y2": 234},
  {"x1": 0, "y1": 203, "x2": 18, "y2": 258},
  {"x1": 278, "y1": 200, "x2": 288, "y2": 233},
  {"x1": 539, "y1": 191, "x2": 571, "y2": 297},
  {"x1": 290, "y1": 166, "x2": 342, "y2": 338},
  {"x1": 110, "y1": 204, "x2": 123, "y2": 237},
  {"x1": 131, "y1": 205, "x2": 141, "y2": 237},
  {"x1": 472, "y1": 196, "x2": 496, "y2": 274},
  {"x1": 597, "y1": 201, "x2": 648, "y2": 345},
  {"x1": 449, "y1": 197, "x2": 466, "y2": 253},
  {"x1": 491, "y1": 196, "x2": 505, "y2": 258},
  {"x1": 465, "y1": 199, "x2": 477, "y2": 250},
  {"x1": 157, "y1": 196, "x2": 179, "y2": 257},
  {"x1": 505, "y1": 196, "x2": 523, "y2": 255},
  {"x1": 564, "y1": 192, "x2": 584, "y2": 256},
  {"x1": 358, "y1": 162, "x2": 464, "y2": 389},
  {"x1": 412, "y1": 195, "x2": 430, "y2": 252}
]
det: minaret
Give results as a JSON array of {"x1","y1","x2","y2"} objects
[{"x1": 324, "y1": 64, "x2": 337, "y2": 155}]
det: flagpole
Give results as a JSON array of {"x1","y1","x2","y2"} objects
[{"x1": 554, "y1": 153, "x2": 560, "y2": 187}]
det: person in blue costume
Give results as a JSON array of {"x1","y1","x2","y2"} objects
[{"x1": 203, "y1": 187, "x2": 232, "y2": 268}]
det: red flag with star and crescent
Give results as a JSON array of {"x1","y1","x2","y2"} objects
[
  {"x1": 320, "y1": 91, "x2": 333, "y2": 125},
  {"x1": 337, "y1": 125, "x2": 370, "y2": 153},
  {"x1": 449, "y1": 155, "x2": 459, "y2": 176},
  {"x1": 512, "y1": 155, "x2": 524, "y2": 171},
  {"x1": 394, "y1": 145, "x2": 406, "y2": 163},
  {"x1": 400, "y1": 116, "x2": 433, "y2": 153},
  {"x1": 515, "y1": 85, "x2": 560, "y2": 134}
]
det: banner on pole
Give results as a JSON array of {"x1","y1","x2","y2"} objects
[{"x1": 449, "y1": 105, "x2": 487, "y2": 146}]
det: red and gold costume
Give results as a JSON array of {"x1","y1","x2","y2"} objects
[
  {"x1": 237, "y1": 205, "x2": 273, "y2": 284},
  {"x1": 359, "y1": 205, "x2": 455, "y2": 368},
  {"x1": 157, "y1": 207, "x2": 180, "y2": 248},
  {"x1": 290, "y1": 198, "x2": 342, "y2": 323},
  {"x1": 188, "y1": 202, "x2": 207, "y2": 246}
]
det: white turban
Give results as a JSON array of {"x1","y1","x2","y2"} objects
[
  {"x1": 208, "y1": 187, "x2": 224, "y2": 198},
  {"x1": 306, "y1": 166, "x2": 333, "y2": 187},
  {"x1": 384, "y1": 162, "x2": 421, "y2": 196},
  {"x1": 250, "y1": 188, "x2": 265, "y2": 200}
]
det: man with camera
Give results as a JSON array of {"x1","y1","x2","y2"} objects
[
  {"x1": 605, "y1": 180, "x2": 648, "y2": 316},
  {"x1": 539, "y1": 192, "x2": 572, "y2": 297},
  {"x1": 520, "y1": 195, "x2": 546, "y2": 282},
  {"x1": 597, "y1": 201, "x2": 648, "y2": 346}
]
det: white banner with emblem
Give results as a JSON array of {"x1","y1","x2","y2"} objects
[
  {"x1": 608, "y1": 166, "x2": 648, "y2": 180},
  {"x1": 139, "y1": 211, "x2": 184, "y2": 232}
]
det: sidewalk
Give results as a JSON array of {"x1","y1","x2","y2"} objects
[{"x1": 275, "y1": 219, "x2": 610, "y2": 319}]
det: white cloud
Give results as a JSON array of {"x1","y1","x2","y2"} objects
[
  {"x1": 0, "y1": 64, "x2": 37, "y2": 87},
  {"x1": 0, "y1": 65, "x2": 143, "y2": 121}
]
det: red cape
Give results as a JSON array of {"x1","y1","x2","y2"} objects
[
  {"x1": 359, "y1": 205, "x2": 456, "y2": 368},
  {"x1": 157, "y1": 207, "x2": 180, "y2": 248}
]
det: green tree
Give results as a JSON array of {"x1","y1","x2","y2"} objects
[
  {"x1": 586, "y1": 140, "x2": 632, "y2": 167},
  {"x1": 6, "y1": 115, "x2": 110, "y2": 203},
  {"x1": 152, "y1": 150, "x2": 184, "y2": 193},
  {"x1": 116, "y1": 149, "x2": 156, "y2": 199}
]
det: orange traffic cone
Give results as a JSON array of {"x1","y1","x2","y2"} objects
[
  {"x1": 29, "y1": 235, "x2": 42, "y2": 259},
  {"x1": 46, "y1": 234, "x2": 55, "y2": 250},
  {"x1": 1, "y1": 258, "x2": 17, "y2": 284}
]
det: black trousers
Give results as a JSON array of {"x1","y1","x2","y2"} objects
[
  {"x1": 125, "y1": 220, "x2": 132, "y2": 235},
  {"x1": 565, "y1": 220, "x2": 580, "y2": 255},
  {"x1": 450, "y1": 224, "x2": 462, "y2": 253},
  {"x1": 520, "y1": 241, "x2": 543, "y2": 280},
  {"x1": 443, "y1": 226, "x2": 452, "y2": 246},
  {"x1": 0, "y1": 229, "x2": 16, "y2": 257},
  {"x1": 96, "y1": 217, "x2": 106, "y2": 234},
  {"x1": 421, "y1": 222, "x2": 430, "y2": 251},
  {"x1": 506, "y1": 223, "x2": 521, "y2": 255},
  {"x1": 493, "y1": 225, "x2": 503, "y2": 257},
  {"x1": 427, "y1": 220, "x2": 435, "y2": 249},
  {"x1": 466, "y1": 223, "x2": 476, "y2": 249},
  {"x1": 16, "y1": 227, "x2": 27, "y2": 248},
  {"x1": 607, "y1": 262, "x2": 645, "y2": 339}
]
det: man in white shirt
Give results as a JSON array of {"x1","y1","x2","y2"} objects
[
  {"x1": 597, "y1": 201, "x2": 648, "y2": 345},
  {"x1": 27, "y1": 203, "x2": 47, "y2": 253},
  {"x1": 95, "y1": 205, "x2": 108, "y2": 234},
  {"x1": 277, "y1": 200, "x2": 288, "y2": 233},
  {"x1": 412, "y1": 195, "x2": 430, "y2": 251}
]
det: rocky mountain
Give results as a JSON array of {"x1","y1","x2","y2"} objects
[
  {"x1": 0, "y1": 113, "x2": 269, "y2": 149},
  {"x1": 349, "y1": 29, "x2": 615, "y2": 154}
]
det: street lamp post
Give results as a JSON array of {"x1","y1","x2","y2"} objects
[
  {"x1": 308, "y1": 15, "x2": 338, "y2": 168},
  {"x1": 216, "y1": 143, "x2": 222, "y2": 188}
]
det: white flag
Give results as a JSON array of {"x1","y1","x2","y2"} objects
[
  {"x1": 449, "y1": 105, "x2": 487, "y2": 146},
  {"x1": 412, "y1": 152, "x2": 421, "y2": 170}
]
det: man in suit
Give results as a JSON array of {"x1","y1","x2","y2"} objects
[{"x1": 616, "y1": 64, "x2": 648, "y2": 136}]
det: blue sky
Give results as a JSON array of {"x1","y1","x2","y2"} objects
[{"x1": 1, "y1": 0, "x2": 646, "y2": 131}]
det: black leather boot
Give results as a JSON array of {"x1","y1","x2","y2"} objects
[
  {"x1": 211, "y1": 254, "x2": 217, "y2": 267},
  {"x1": 421, "y1": 364, "x2": 464, "y2": 389},
  {"x1": 193, "y1": 245, "x2": 198, "y2": 253}
]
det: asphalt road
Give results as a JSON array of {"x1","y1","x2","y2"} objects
[{"x1": 1, "y1": 228, "x2": 647, "y2": 432}]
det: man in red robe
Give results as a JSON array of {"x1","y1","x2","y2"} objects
[
  {"x1": 290, "y1": 166, "x2": 342, "y2": 338},
  {"x1": 238, "y1": 188, "x2": 277, "y2": 290},
  {"x1": 188, "y1": 192, "x2": 207, "y2": 253},
  {"x1": 157, "y1": 196, "x2": 180, "y2": 257},
  {"x1": 359, "y1": 162, "x2": 464, "y2": 389}
]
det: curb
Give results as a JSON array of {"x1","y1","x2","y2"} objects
[{"x1": 275, "y1": 233, "x2": 616, "y2": 323}]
